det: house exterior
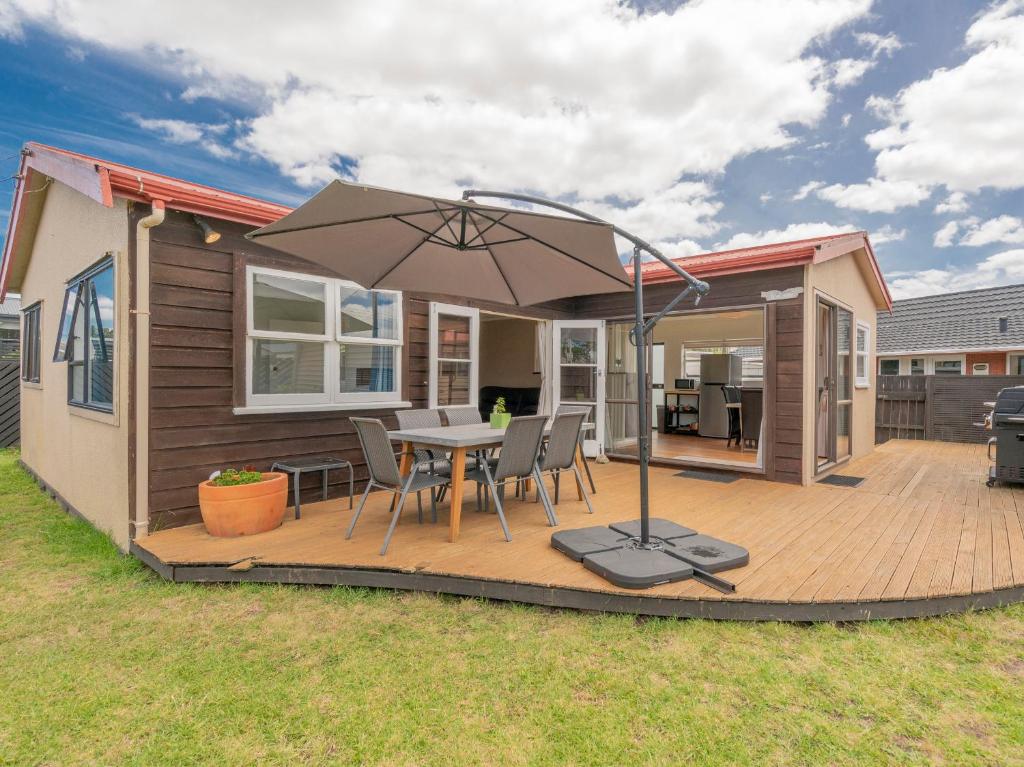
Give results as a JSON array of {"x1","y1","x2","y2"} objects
[
  {"x1": 877, "y1": 284, "x2": 1024, "y2": 376},
  {"x1": 1, "y1": 142, "x2": 891, "y2": 549}
]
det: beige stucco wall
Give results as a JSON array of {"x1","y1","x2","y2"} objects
[
  {"x1": 802, "y1": 250, "x2": 879, "y2": 483},
  {"x1": 18, "y1": 181, "x2": 132, "y2": 549}
]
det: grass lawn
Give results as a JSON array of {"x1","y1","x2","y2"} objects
[{"x1": 0, "y1": 449, "x2": 1022, "y2": 766}]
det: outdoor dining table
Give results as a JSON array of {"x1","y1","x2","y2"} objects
[{"x1": 387, "y1": 420, "x2": 594, "y2": 543}]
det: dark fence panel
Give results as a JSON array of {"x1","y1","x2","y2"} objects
[
  {"x1": 0, "y1": 360, "x2": 20, "y2": 448},
  {"x1": 876, "y1": 374, "x2": 1024, "y2": 445}
]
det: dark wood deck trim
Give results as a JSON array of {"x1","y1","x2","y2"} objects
[{"x1": 128, "y1": 543, "x2": 1024, "y2": 623}]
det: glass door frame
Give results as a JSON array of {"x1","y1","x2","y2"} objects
[
  {"x1": 552, "y1": 319, "x2": 606, "y2": 456},
  {"x1": 428, "y1": 302, "x2": 479, "y2": 410},
  {"x1": 815, "y1": 294, "x2": 853, "y2": 472}
]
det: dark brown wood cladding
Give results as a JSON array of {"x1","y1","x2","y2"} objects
[
  {"x1": 768, "y1": 298, "x2": 804, "y2": 484},
  {"x1": 148, "y1": 212, "x2": 805, "y2": 530}
]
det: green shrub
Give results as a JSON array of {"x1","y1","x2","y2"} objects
[
  {"x1": 209, "y1": 468, "x2": 264, "y2": 487},
  {"x1": 493, "y1": 396, "x2": 507, "y2": 415}
]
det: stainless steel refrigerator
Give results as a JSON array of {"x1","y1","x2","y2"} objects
[{"x1": 698, "y1": 353, "x2": 743, "y2": 438}]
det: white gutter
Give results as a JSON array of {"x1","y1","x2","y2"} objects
[{"x1": 133, "y1": 200, "x2": 165, "y2": 538}]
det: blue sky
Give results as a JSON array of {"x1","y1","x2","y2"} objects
[{"x1": 1, "y1": 0, "x2": 1022, "y2": 299}]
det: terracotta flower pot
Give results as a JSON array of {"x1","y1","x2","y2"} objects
[{"x1": 198, "y1": 472, "x2": 288, "y2": 537}]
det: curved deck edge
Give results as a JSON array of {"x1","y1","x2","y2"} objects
[{"x1": 130, "y1": 544, "x2": 1024, "y2": 623}]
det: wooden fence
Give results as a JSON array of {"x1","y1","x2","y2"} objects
[
  {"x1": 876, "y1": 374, "x2": 1024, "y2": 445},
  {"x1": 0, "y1": 360, "x2": 20, "y2": 448}
]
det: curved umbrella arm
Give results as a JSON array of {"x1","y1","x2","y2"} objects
[{"x1": 461, "y1": 189, "x2": 711, "y2": 299}]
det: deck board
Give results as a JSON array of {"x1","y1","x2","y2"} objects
[{"x1": 135, "y1": 440, "x2": 1024, "y2": 620}]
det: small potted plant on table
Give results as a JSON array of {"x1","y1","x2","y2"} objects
[
  {"x1": 198, "y1": 466, "x2": 288, "y2": 537},
  {"x1": 490, "y1": 396, "x2": 511, "y2": 429}
]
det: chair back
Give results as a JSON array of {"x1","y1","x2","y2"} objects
[
  {"x1": 556, "y1": 404, "x2": 592, "y2": 419},
  {"x1": 721, "y1": 385, "x2": 741, "y2": 404},
  {"x1": 542, "y1": 411, "x2": 586, "y2": 471},
  {"x1": 396, "y1": 408, "x2": 442, "y2": 430},
  {"x1": 442, "y1": 406, "x2": 483, "y2": 426},
  {"x1": 494, "y1": 415, "x2": 548, "y2": 481},
  {"x1": 351, "y1": 417, "x2": 402, "y2": 488},
  {"x1": 740, "y1": 389, "x2": 763, "y2": 443}
]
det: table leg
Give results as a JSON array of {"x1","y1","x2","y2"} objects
[
  {"x1": 398, "y1": 441, "x2": 414, "y2": 476},
  {"x1": 573, "y1": 445, "x2": 585, "y2": 501},
  {"x1": 293, "y1": 469, "x2": 302, "y2": 519},
  {"x1": 449, "y1": 447, "x2": 466, "y2": 542}
]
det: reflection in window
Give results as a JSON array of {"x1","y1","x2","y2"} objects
[{"x1": 55, "y1": 258, "x2": 115, "y2": 411}]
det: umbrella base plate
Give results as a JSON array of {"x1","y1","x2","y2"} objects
[
  {"x1": 582, "y1": 546, "x2": 693, "y2": 589},
  {"x1": 609, "y1": 517, "x2": 697, "y2": 541},
  {"x1": 552, "y1": 519, "x2": 749, "y2": 591}
]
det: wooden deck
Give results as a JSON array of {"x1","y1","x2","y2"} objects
[{"x1": 133, "y1": 440, "x2": 1024, "y2": 621}]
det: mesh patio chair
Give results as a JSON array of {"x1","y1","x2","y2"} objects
[
  {"x1": 395, "y1": 407, "x2": 478, "y2": 504},
  {"x1": 540, "y1": 410, "x2": 594, "y2": 514},
  {"x1": 441, "y1": 405, "x2": 483, "y2": 426},
  {"x1": 347, "y1": 417, "x2": 450, "y2": 556},
  {"x1": 555, "y1": 404, "x2": 597, "y2": 494},
  {"x1": 465, "y1": 415, "x2": 556, "y2": 541}
]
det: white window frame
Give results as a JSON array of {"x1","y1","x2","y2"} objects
[
  {"x1": 428, "y1": 302, "x2": 479, "y2": 409},
  {"x1": 929, "y1": 355, "x2": 965, "y2": 375},
  {"x1": 855, "y1": 321, "x2": 870, "y2": 388},
  {"x1": 240, "y1": 265, "x2": 406, "y2": 413},
  {"x1": 1006, "y1": 352, "x2": 1024, "y2": 376},
  {"x1": 878, "y1": 357, "x2": 901, "y2": 376}
]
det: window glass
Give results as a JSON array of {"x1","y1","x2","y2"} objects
[
  {"x1": 88, "y1": 269, "x2": 115, "y2": 407},
  {"x1": 339, "y1": 344, "x2": 395, "y2": 393},
  {"x1": 934, "y1": 360, "x2": 962, "y2": 375},
  {"x1": 436, "y1": 361, "x2": 471, "y2": 406},
  {"x1": 438, "y1": 315, "x2": 471, "y2": 359},
  {"x1": 252, "y1": 273, "x2": 326, "y2": 335},
  {"x1": 339, "y1": 286, "x2": 398, "y2": 340},
  {"x1": 53, "y1": 282, "x2": 79, "y2": 361},
  {"x1": 910, "y1": 358, "x2": 925, "y2": 375},
  {"x1": 879, "y1": 359, "x2": 899, "y2": 375},
  {"x1": 837, "y1": 309, "x2": 852, "y2": 400},
  {"x1": 1016, "y1": 356, "x2": 1024, "y2": 375},
  {"x1": 20, "y1": 304, "x2": 41, "y2": 382},
  {"x1": 560, "y1": 327, "x2": 597, "y2": 364},
  {"x1": 251, "y1": 339, "x2": 325, "y2": 395}
]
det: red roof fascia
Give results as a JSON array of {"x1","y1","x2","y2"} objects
[{"x1": 28, "y1": 142, "x2": 293, "y2": 226}]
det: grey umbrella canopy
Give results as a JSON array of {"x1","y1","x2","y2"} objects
[{"x1": 247, "y1": 180, "x2": 632, "y2": 306}]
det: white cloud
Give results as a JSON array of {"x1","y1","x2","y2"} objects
[
  {"x1": 715, "y1": 221, "x2": 855, "y2": 250},
  {"x1": 958, "y1": 215, "x2": 1024, "y2": 246},
  {"x1": 887, "y1": 249, "x2": 1024, "y2": 299},
  {"x1": 0, "y1": 0, "x2": 873, "y2": 226},
  {"x1": 792, "y1": 180, "x2": 824, "y2": 200},
  {"x1": 828, "y1": 57, "x2": 874, "y2": 89},
  {"x1": 128, "y1": 114, "x2": 236, "y2": 159},
  {"x1": 866, "y1": 0, "x2": 1024, "y2": 194},
  {"x1": 759, "y1": 192, "x2": 773, "y2": 203},
  {"x1": 841, "y1": 112, "x2": 852, "y2": 127},
  {"x1": 814, "y1": 177, "x2": 931, "y2": 213},
  {"x1": 871, "y1": 224, "x2": 905, "y2": 245},
  {"x1": 933, "y1": 191, "x2": 969, "y2": 215},
  {"x1": 933, "y1": 220, "x2": 959, "y2": 248},
  {"x1": 855, "y1": 31, "x2": 903, "y2": 58}
]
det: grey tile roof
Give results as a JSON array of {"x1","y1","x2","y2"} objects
[
  {"x1": 0, "y1": 294, "x2": 21, "y2": 318},
  {"x1": 877, "y1": 283, "x2": 1024, "y2": 354}
]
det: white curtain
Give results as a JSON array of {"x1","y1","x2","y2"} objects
[{"x1": 536, "y1": 322, "x2": 552, "y2": 416}]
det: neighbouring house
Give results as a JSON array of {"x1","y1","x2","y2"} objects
[
  {"x1": 0, "y1": 142, "x2": 891, "y2": 549},
  {"x1": 0, "y1": 294, "x2": 20, "y2": 359},
  {"x1": 877, "y1": 284, "x2": 1024, "y2": 377}
]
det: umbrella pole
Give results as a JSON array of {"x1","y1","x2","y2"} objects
[{"x1": 632, "y1": 245, "x2": 651, "y2": 547}]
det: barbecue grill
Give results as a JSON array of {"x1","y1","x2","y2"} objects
[{"x1": 986, "y1": 386, "x2": 1024, "y2": 487}]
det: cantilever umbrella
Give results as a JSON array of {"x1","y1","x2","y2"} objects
[
  {"x1": 248, "y1": 179, "x2": 746, "y2": 593},
  {"x1": 247, "y1": 180, "x2": 632, "y2": 306}
]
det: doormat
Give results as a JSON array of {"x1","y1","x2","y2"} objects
[
  {"x1": 675, "y1": 469, "x2": 740, "y2": 484},
  {"x1": 818, "y1": 474, "x2": 865, "y2": 488}
]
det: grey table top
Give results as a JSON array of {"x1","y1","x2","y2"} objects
[{"x1": 388, "y1": 421, "x2": 594, "y2": 449}]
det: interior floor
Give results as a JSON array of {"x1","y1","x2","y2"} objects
[{"x1": 611, "y1": 431, "x2": 759, "y2": 466}]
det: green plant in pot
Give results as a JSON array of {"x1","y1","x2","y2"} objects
[{"x1": 490, "y1": 396, "x2": 511, "y2": 429}]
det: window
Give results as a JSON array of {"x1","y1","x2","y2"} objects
[
  {"x1": 1010, "y1": 354, "x2": 1024, "y2": 376},
  {"x1": 680, "y1": 342, "x2": 764, "y2": 386},
  {"x1": 20, "y1": 303, "x2": 41, "y2": 383},
  {"x1": 933, "y1": 358, "x2": 963, "y2": 375},
  {"x1": 855, "y1": 321, "x2": 870, "y2": 388},
  {"x1": 245, "y1": 266, "x2": 402, "y2": 409},
  {"x1": 910, "y1": 357, "x2": 925, "y2": 375},
  {"x1": 0, "y1": 315, "x2": 18, "y2": 360},
  {"x1": 879, "y1": 358, "x2": 900, "y2": 376},
  {"x1": 54, "y1": 257, "x2": 115, "y2": 411}
]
